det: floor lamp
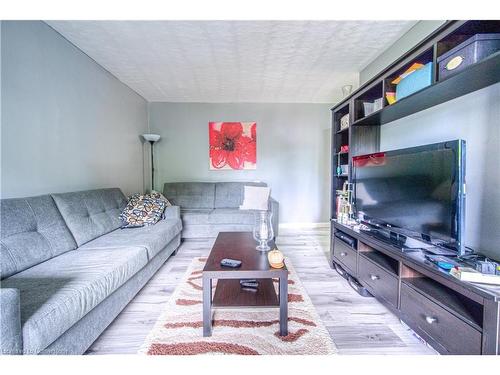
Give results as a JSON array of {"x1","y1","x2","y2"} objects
[{"x1": 142, "y1": 134, "x2": 161, "y2": 192}]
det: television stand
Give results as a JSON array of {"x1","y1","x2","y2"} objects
[
  {"x1": 422, "y1": 246, "x2": 458, "y2": 257},
  {"x1": 360, "y1": 227, "x2": 458, "y2": 256},
  {"x1": 360, "y1": 227, "x2": 405, "y2": 249},
  {"x1": 331, "y1": 220, "x2": 500, "y2": 355}
]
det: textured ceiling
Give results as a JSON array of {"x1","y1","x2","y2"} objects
[{"x1": 47, "y1": 21, "x2": 415, "y2": 103}]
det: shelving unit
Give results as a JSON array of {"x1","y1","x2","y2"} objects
[
  {"x1": 331, "y1": 102, "x2": 351, "y2": 213},
  {"x1": 329, "y1": 20, "x2": 500, "y2": 355},
  {"x1": 353, "y1": 82, "x2": 384, "y2": 122},
  {"x1": 352, "y1": 50, "x2": 500, "y2": 127},
  {"x1": 330, "y1": 19, "x2": 500, "y2": 220}
]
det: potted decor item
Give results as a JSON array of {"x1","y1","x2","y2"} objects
[
  {"x1": 268, "y1": 249, "x2": 285, "y2": 268},
  {"x1": 253, "y1": 210, "x2": 274, "y2": 251},
  {"x1": 339, "y1": 113, "x2": 350, "y2": 130}
]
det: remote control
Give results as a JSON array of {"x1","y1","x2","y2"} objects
[
  {"x1": 220, "y1": 258, "x2": 242, "y2": 268},
  {"x1": 240, "y1": 281, "x2": 259, "y2": 288},
  {"x1": 241, "y1": 287, "x2": 258, "y2": 293},
  {"x1": 239, "y1": 279, "x2": 257, "y2": 285}
]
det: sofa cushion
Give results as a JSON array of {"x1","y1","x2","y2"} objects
[
  {"x1": 163, "y1": 205, "x2": 181, "y2": 220},
  {"x1": 119, "y1": 193, "x2": 169, "y2": 228},
  {"x1": 1, "y1": 247, "x2": 148, "y2": 354},
  {"x1": 1, "y1": 195, "x2": 77, "y2": 279},
  {"x1": 181, "y1": 209, "x2": 213, "y2": 225},
  {"x1": 239, "y1": 185, "x2": 271, "y2": 210},
  {"x1": 52, "y1": 188, "x2": 128, "y2": 246},
  {"x1": 79, "y1": 218, "x2": 182, "y2": 260},
  {"x1": 209, "y1": 208, "x2": 256, "y2": 225},
  {"x1": 163, "y1": 182, "x2": 215, "y2": 209},
  {"x1": 214, "y1": 182, "x2": 267, "y2": 208}
]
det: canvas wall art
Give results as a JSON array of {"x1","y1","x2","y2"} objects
[{"x1": 209, "y1": 122, "x2": 257, "y2": 170}]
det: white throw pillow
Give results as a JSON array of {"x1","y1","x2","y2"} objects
[{"x1": 239, "y1": 186, "x2": 271, "y2": 211}]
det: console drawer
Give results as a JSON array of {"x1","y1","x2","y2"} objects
[
  {"x1": 358, "y1": 254, "x2": 398, "y2": 308},
  {"x1": 333, "y1": 237, "x2": 357, "y2": 275},
  {"x1": 400, "y1": 283, "x2": 481, "y2": 354}
]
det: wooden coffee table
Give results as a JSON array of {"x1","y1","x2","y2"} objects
[{"x1": 202, "y1": 232, "x2": 288, "y2": 337}]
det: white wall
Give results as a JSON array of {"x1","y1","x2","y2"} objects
[
  {"x1": 148, "y1": 102, "x2": 332, "y2": 223},
  {"x1": 1, "y1": 21, "x2": 148, "y2": 198}
]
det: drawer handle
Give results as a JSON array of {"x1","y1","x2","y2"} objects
[
  {"x1": 340, "y1": 252, "x2": 347, "y2": 257},
  {"x1": 369, "y1": 274, "x2": 379, "y2": 281},
  {"x1": 425, "y1": 316, "x2": 437, "y2": 324}
]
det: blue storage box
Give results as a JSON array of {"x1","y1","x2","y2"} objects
[{"x1": 396, "y1": 62, "x2": 433, "y2": 101}]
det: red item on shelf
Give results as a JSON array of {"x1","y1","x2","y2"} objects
[
  {"x1": 352, "y1": 152, "x2": 387, "y2": 167},
  {"x1": 340, "y1": 145, "x2": 349, "y2": 153}
]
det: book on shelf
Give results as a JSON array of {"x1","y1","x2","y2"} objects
[{"x1": 450, "y1": 267, "x2": 500, "y2": 285}]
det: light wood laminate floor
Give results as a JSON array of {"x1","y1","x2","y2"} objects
[{"x1": 86, "y1": 226, "x2": 435, "y2": 355}]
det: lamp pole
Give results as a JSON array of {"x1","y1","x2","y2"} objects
[
  {"x1": 149, "y1": 140, "x2": 155, "y2": 192},
  {"x1": 141, "y1": 134, "x2": 161, "y2": 193}
]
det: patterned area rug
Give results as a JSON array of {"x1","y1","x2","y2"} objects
[{"x1": 139, "y1": 257, "x2": 337, "y2": 355}]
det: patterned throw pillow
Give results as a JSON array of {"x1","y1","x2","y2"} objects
[
  {"x1": 150, "y1": 191, "x2": 172, "y2": 208},
  {"x1": 150, "y1": 191, "x2": 172, "y2": 219},
  {"x1": 120, "y1": 192, "x2": 172, "y2": 228}
]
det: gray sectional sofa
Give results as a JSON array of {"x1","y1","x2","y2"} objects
[
  {"x1": 0, "y1": 188, "x2": 182, "y2": 355},
  {"x1": 163, "y1": 182, "x2": 279, "y2": 239}
]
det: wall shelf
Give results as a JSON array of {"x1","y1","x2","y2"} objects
[
  {"x1": 330, "y1": 20, "x2": 500, "y2": 221},
  {"x1": 329, "y1": 20, "x2": 500, "y2": 354},
  {"x1": 352, "y1": 51, "x2": 500, "y2": 127}
]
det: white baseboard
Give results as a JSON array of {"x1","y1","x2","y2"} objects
[{"x1": 279, "y1": 222, "x2": 330, "y2": 229}]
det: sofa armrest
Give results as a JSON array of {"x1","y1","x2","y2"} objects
[
  {"x1": 164, "y1": 205, "x2": 181, "y2": 220},
  {"x1": 269, "y1": 197, "x2": 279, "y2": 238},
  {"x1": 0, "y1": 288, "x2": 23, "y2": 355}
]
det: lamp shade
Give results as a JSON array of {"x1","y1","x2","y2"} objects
[{"x1": 142, "y1": 133, "x2": 161, "y2": 142}]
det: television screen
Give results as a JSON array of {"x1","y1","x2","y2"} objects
[{"x1": 353, "y1": 140, "x2": 465, "y2": 253}]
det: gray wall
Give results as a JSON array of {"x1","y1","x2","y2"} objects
[
  {"x1": 1, "y1": 21, "x2": 148, "y2": 198},
  {"x1": 380, "y1": 83, "x2": 500, "y2": 260},
  {"x1": 360, "y1": 20, "x2": 445, "y2": 84},
  {"x1": 148, "y1": 102, "x2": 332, "y2": 223}
]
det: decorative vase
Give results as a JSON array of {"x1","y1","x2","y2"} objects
[
  {"x1": 341, "y1": 84, "x2": 353, "y2": 98},
  {"x1": 253, "y1": 210, "x2": 274, "y2": 252}
]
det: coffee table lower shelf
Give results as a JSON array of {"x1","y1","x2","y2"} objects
[
  {"x1": 202, "y1": 275, "x2": 288, "y2": 337},
  {"x1": 212, "y1": 279, "x2": 279, "y2": 308}
]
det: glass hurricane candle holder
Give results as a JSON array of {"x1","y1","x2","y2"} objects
[{"x1": 253, "y1": 210, "x2": 274, "y2": 252}]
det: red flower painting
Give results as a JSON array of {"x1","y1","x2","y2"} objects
[{"x1": 209, "y1": 122, "x2": 257, "y2": 170}]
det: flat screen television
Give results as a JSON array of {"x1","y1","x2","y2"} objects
[{"x1": 353, "y1": 140, "x2": 466, "y2": 255}]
